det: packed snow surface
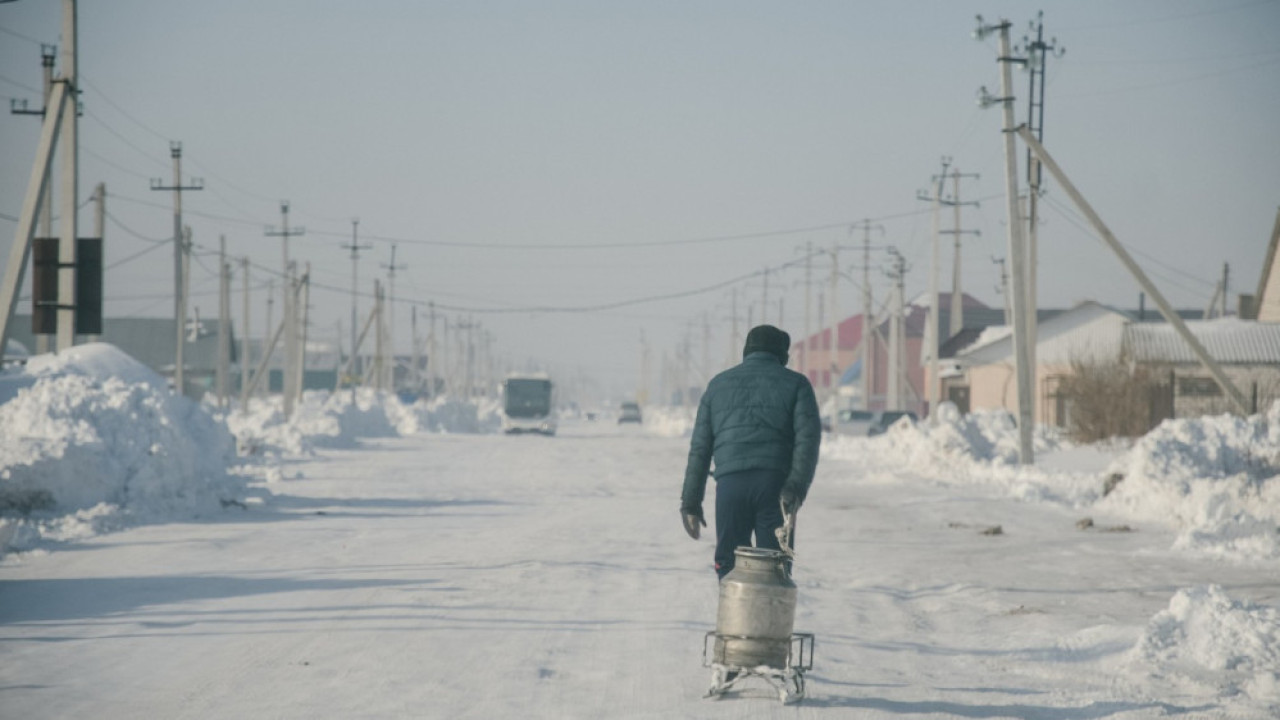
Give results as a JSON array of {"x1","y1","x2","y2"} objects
[{"x1": 2, "y1": 345, "x2": 1279, "y2": 717}]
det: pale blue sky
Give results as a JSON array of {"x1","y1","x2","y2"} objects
[{"x1": 3, "y1": 1, "x2": 1279, "y2": 396}]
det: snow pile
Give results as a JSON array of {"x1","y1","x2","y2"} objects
[
  {"x1": 1100, "y1": 408, "x2": 1280, "y2": 561},
  {"x1": 226, "y1": 390, "x2": 502, "y2": 459},
  {"x1": 824, "y1": 404, "x2": 1095, "y2": 505},
  {"x1": 1133, "y1": 585, "x2": 1280, "y2": 704},
  {"x1": 0, "y1": 344, "x2": 241, "y2": 551}
]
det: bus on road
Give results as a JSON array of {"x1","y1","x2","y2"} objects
[{"x1": 501, "y1": 374, "x2": 557, "y2": 436}]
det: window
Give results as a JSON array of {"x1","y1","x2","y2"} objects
[{"x1": 1177, "y1": 376, "x2": 1222, "y2": 397}]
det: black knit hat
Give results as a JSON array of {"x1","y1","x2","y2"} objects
[{"x1": 742, "y1": 324, "x2": 790, "y2": 365}]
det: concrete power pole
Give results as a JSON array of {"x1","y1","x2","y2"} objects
[
  {"x1": 341, "y1": 219, "x2": 371, "y2": 383},
  {"x1": 828, "y1": 238, "x2": 839, "y2": 399},
  {"x1": 217, "y1": 235, "x2": 229, "y2": 409},
  {"x1": 940, "y1": 169, "x2": 982, "y2": 337},
  {"x1": 265, "y1": 202, "x2": 304, "y2": 416},
  {"x1": 977, "y1": 16, "x2": 1034, "y2": 463},
  {"x1": 9, "y1": 43, "x2": 57, "y2": 354},
  {"x1": 294, "y1": 263, "x2": 311, "y2": 403},
  {"x1": 1021, "y1": 13, "x2": 1063, "y2": 421},
  {"x1": 263, "y1": 278, "x2": 273, "y2": 398},
  {"x1": 239, "y1": 257, "x2": 251, "y2": 412},
  {"x1": 428, "y1": 302, "x2": 437, "y2": 400},
  {"x1": 382, "y1": 245, "x2": 407, "y2": 392},
  {"x1": 886, "y1": 249, "x2": 908, "y2": 411},
  {"x1": 802, "y1": 242, "x2": 811, "y2": 380},
  {"x1": 850, "y1": 220, "x2": 884, "y2": 411},
  {"x1": 55, "y1": 0, "x2": 78, "y2": 354},
  {"x1": 150, "y1": 142, "x2": 203, "y2": 394}
]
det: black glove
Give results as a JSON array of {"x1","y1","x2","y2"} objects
[
  {"x1": 681, "y1": 508, "x2": 707, "y2": 540},
  {"x1": 779, "y1": 488, "x2": 801, "y2": 517}
]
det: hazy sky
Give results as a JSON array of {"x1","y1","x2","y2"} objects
[{"x1": 3, "y1": 0, "x2": 1279, "y2": 396}]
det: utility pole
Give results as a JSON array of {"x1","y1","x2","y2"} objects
[
  {"x1": 150, "y1": 141, "x2": 203, "y2": 394},
  {"x1": 885, "y1": 249, "x2": 908, "y2": 411},
  {"x1": 56, "y1": 0, "x2": 78, "y2": 354},
  {"x1": 217, "y1": 235, "x2": 229, "y2": 409},
  {"x1": 0, "y1": 73, "x2": 70, "y2": 360},
  {"x1": 939, "y1": 168, "x2": 982, "y2": 336},
  {"x1": 828, "y1": 237, "x2": 839, "y2": 398},
  {"x1": 977, "y1": 15, "x2": 1034, "y2": 463},
  {"x1": 412, "y1": 305, "x2": 420, "y2": 393},
  {"x1": 850, "y1": 220, "x2": 884, "y2": 411},
  {"x1": 428, "y1": 301, "x2": 437, "y2": 400},
  {"x1": 294, "y1": 263, "x2": 311, "y2": 403},
  {"x1": 239, "y1": 257, "x2": 251, "y2": 412},
  {"x1": 992, "y1": 256, "x2": 1011, "y2": 324},
  {"x1": 1020, "y1": 13, "x2": 1063, "y2": 420},
  {"x1": 926, "y1": 157, "x2": 949, "y2": 420},
  {"x1": 86, "y1": 181, "x2": 104, "y2": 343},
  {"x1": 802, "y1": 242, "x2": 812, "y2": 380},
  {"x1": 382, "y1": 244, "x2": 407, "y2": 391},
  {"x1": 263, "y1": 278, "x2": 274, "y2": 398},
  {"x1": 341, "y1": 219, "x2": 371, "y2": 383},
  {"x1": 265, "y1": 202, "x2": 304, "y2": 416},
  {"x1": 179, "y1": 226, "x2": 192, "y2": 393},
  {"x1": 9, "y1": 43, "x2": 57, "y2": 354}
]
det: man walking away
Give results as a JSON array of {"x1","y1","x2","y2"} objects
[{"x1": 680, "y1": 325, "x2": 822, "y2": 578}]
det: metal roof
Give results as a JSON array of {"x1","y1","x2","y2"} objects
[{"x1": 1124, "y1": 319, "x2": 1280, "y2": 365}]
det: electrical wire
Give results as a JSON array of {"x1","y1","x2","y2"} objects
[{"x1": 0, "y1": 22, "x2": 44, "y2": 45}]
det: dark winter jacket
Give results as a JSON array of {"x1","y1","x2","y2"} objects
[{"x1": 680, "y1": 352, "x2": 821, "y2": 515}]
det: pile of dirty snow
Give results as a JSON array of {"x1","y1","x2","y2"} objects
[
  {"x1": 1132, "y1": 585, "x2": 1280, "y2": 706},
  {"x1": 0, "y1": 344, "x2": 242, "y2": 552}
]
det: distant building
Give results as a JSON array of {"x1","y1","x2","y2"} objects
[{"x1": 951, "y1": 303, "x2": 1280, "y2": 426}]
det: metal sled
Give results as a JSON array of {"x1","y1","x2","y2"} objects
[{"x1": 702, "y1": 631, "x2": 814, "y2": 704}]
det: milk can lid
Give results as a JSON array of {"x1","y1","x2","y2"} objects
[{"x1": 733, "y1": 547, "x2": 789, "y2": 562}]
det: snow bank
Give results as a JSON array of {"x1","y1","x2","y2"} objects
[
  {"x1": 226, "y1": 390, "x2": 502, "y2": 460},
  {"x1": 1100, "y1": 407, "x2": 1280, "y2": 561},
  {"x1": 1132, "y1": 585, "x2": 1280, "y2": 705},
  {"x1": 825, "y1": 402, "x2": 1280, "y2": 561},
  {"x1": 0, "y1": 344, "x2": 241, "y2": 552},
  {"x1": 823, "y1": 404, "x2": 1099, "y2": 506}
]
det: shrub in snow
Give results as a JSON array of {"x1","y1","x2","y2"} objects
[
  {"x1": 0, "y1": 344, "x2": 241, "y2": 552},
  {"x1": 1133, "y1": 585, "x2": 1280, "y2": 703},
  {"x1": 1101, "y1": 406, "x2": 1280, "y2": 561}
]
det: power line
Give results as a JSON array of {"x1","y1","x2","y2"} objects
[{"x1": 0, "y1": 23, "x2": 45, "y2": 45}]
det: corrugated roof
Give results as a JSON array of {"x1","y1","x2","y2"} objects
[{"x1": 1124, "y1": 319, "x2": 1280, "y2": 364}]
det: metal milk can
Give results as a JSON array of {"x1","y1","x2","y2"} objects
[{"x1": 713, "y1": 547, "x2": 796, "y2": 668}]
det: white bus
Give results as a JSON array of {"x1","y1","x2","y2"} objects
[{"x1": 501, "y1": 374, "x2": 557, "y2": 436}]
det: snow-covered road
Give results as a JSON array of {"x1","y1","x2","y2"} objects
[{"x1": 2, "y1": 419, "x2": 1277, "y2": 718}]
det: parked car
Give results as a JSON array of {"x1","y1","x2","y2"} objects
[
  {"x1": 866, "y1": 410, "x2": 918, "y2": 437},
  {"x1": 832, "y1": 409, "x2": 875, "y2": 437},
  {"x1": 618, "y1": 402, "x2": 643, "y2": 424}
]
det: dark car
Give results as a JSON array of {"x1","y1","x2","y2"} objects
[
  {"x1": 618, "y1": 402, "x2": 643, "y2": 424},
  {"x1": 832, "y1": 409, "x2": 875, "y2": 437},
  {"x1": 866, "y1": 410, "x2": 918, "y2": 436}
]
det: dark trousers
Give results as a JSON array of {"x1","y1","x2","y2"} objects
[{"x1": 714, "y1": 468, "x2": 790, "y2": 578}]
